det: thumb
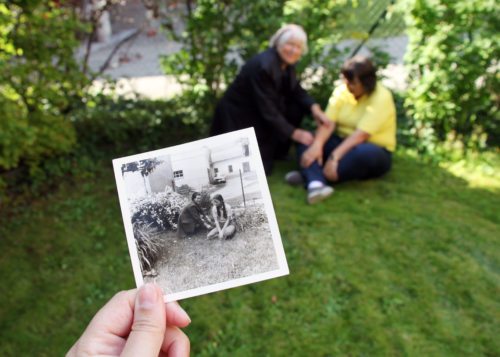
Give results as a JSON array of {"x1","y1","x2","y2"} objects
[{"x1": 121, "y1": 283, "x2": 166, "y2": 357}]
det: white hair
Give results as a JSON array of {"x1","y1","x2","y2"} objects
[{"x1": 269, "y1": 24, "x2": 308, "y2": 54}]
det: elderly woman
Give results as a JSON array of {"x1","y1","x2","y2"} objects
[
  {"x1": 210, "y1": 24, "x2": 329, "y2": 175},
  {"x1": 286, "y1": 56, "x2": 396, "y2": 204}
]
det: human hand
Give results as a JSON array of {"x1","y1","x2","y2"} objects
[
  {"x1": 300, "y1": 143, "x2": 323, "y2": 168},
  {"x1": 311, "y1": 104, "x2": 330, "y2": 127},
  {"x1": 323, "y1": 155, "x2": 339, "y2": 182},
  {"x1": 67, "y1": 283, "x2": 190, "y2": 357},
  {"x1": 218, "y1": 231, "x2": 224, "y2": 239},
  {"x1": 291, "y1": 129, "x2": 314, "y2": 146}
]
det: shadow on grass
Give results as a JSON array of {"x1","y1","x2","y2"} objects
[{"x1": 0, "y1": 152, "x2": 498, "y2": 356}]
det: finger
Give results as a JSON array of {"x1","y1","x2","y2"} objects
[
  {"x1": 121, "y1": 283, "x2": 166, "y2": 357},
  {"x1": 166, "y1": 301, "x2": 191, "y2": 328},
  {"x1": 160, "y1": 326, "x2": 190, "y2": 357},
  {"x1": 84, "y1": 289, "x2": 137, "y2": 338}
]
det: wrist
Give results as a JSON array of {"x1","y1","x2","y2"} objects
[{"x1": 330, "y1": 152, "x2": 340, "y2": 163}]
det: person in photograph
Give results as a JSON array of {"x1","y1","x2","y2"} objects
[
  {"x1": 210, "y1": 24, "x2": 330, "y2": 175},
  {"x1": 177, "y1": 192, "x2": 212, "y2": 238},
  {"x1": 67, "y1": 283, "x2": 190, "y2": 356},
  {"x1": 207, "y1": 194, "x2": 236, "y2": 240},
  {"x1": 286, "y1": 55, "x2": 396, "y2": 204}
]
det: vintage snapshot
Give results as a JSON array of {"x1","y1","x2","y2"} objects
[{"x1": 113, "y1": 128, "x2": 289, "y2": 301}]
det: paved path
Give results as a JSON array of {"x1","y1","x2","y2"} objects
[{"x1": 80, "y1": 17, "x2": 408, "y2": 98}]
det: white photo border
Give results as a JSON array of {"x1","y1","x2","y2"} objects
[{"x1": 112, "y1": 128, "x2": 289, "y2": 302}]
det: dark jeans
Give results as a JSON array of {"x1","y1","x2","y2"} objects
[{"x1": 296, "y1": 134, "x2": 392, "y2": 185}]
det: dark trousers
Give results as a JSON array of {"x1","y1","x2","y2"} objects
[{"x1": 296, "y1": 134, "x2": 392, "y2": 184}]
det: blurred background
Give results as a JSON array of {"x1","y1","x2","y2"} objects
[{"x1": 0, "y1": 0, "x2": 498, "y2": 355}]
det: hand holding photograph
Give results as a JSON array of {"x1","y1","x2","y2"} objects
[{"x1": 112, "y1": 128, "x2": 289, "y2": 301}]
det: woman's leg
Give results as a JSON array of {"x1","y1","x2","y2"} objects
[
  {"x1": 336, "y1": 143, "x2": 392, "y2": 182},
  {"x1": 297, "y1": 135, "x2": 343, "y2": 187},
  {"x1": 206, "y1": 227, "x2": 219, "y2": 239},
  {"x1": 223, "y1": 225, "x2": 236, "y2": 239}
]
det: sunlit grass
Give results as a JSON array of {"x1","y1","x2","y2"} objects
[{"x1": 0, "y1": 152, "x2": 498, "y2": 356}]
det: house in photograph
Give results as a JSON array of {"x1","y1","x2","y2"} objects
[
  {"x1": 209, "y1": 137, "x2": 252, "y2": 181},
  {"x1": 123, "y1": 136, "x2": 254, "y2": 197},
  {"x1": 168, "y1": 147, "x2": 212, "y2": 191}
]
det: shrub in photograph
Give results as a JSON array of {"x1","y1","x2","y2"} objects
[
  {"x1": 130, "y1": 188, "x2": 188, "y2": 232},
  {"x1": 233, "y1": 205, "x2": 268, "y2": 232},
  {"x1": 133, "y1": 222, "x2": 163, "y2": 275}
]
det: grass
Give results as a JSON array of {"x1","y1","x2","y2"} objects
[
  {"x1": 150, "y1": 220, "x2": 278, "y2": 295},
  {"x1": 0, "y1": 151, "x2": 498, "y2": 356}
]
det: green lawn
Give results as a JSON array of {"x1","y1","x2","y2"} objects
[{"x1": 0, "y1": 152, "x2": 498, "y2": 356}]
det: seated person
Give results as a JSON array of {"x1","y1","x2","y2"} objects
[
  {"x1": 207, "y1": 194, "x2": 236, "y2": 240},
  {"x1": 286, "y1": 56, "x2": 396, "y2": 204},
  {"x1": 210, "y1": 24, "x2": 329, "y2": 175},
  {"x1": 177, "y1": 192, "x2": 212, "y2": 238}
]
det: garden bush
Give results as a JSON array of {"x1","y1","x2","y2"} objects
[
  {"x1": 234, "y1": 205, "x2": 269, "y2": 232},
  {"x1": 0, "y1": 2, "x2": 89, "y2": 171},
  {"x1": 401, "y1": 0, "x2": 499, "y2": 152},
  {"x1": 130, "y1": 187, "x2": 188, "y2": 232},
  {"x1": 133, "y1": 222, "x2": 164, "y2": 274}
]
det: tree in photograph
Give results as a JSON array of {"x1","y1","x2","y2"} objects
[{"x1": 121, "y1": 158, "x2": 163, "y2": 195}]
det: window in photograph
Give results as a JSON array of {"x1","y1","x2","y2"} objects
[
  {"x1": 243, "y1": 144, "x2": 249, "y2": 156},
  {"x1": 228, "y1": 165, "x2": 233, "y2": 173},
  {"x1": 173, "y1": 170, "x2": 184, "y2": 179},
  {"x1": 214, "y1": 167, "x2": 219, "y2": 174},
  {"x1": 242, "y1": 162, "x2": 250, "y2": 173}
]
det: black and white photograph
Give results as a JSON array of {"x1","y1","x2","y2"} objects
[{"x1": 113, "y1": 128, "x2": 288, "y2": 301}]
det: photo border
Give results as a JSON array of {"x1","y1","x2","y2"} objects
[{"x1": 112, "y1": 128, "x2": 289, "y2": 302}]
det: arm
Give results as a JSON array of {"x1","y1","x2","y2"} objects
[
  {"x1": 323, "y1": 129, "x2": 370, "y2": 180},
  {"x1": 188, "y1": 205, "x2": 210, "y2": 228},
  {"x1": 250, "y1": 70, "x2": 313, "y2": 145},
  {"x1": 300, "y1": 120, "x2": 336, "y2": 168},
  {"x1": 212, "y1": 206, "x2": 222, "y2": 234},
  {"x1": 221, "y1": 204, "x2": 232, "y2": 232},
  {"x1": 331, "y1": 129, "x2": 370, "y2": 162}
]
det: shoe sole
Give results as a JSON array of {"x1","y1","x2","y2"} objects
[{"x1": 307, "y1": 187, "x2": 334, "y2": 204}]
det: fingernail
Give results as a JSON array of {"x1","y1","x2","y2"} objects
[{"x1": 138, "y1": 283, "x2": 158, "y2": 309}]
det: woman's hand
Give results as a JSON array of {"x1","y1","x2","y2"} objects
[
  {"x1": 300, "y1": 143, "x2": 323, "y2": 168},
  {"x1": 291, "y1": 129, "x2": 314, "y2": 146},
  {"x1": 311, "y1": 104, "x2": 330, "y2": 127},
  {"x1": 67, "y1": 284, "x2": 190, "y2": 357},
  {"x1": 323, "y1": 155, "x2": 339, "y2": 182}
]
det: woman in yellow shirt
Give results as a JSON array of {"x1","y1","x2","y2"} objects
[{"x1": 286, "y1": 56, "x2": 396, "y2": 204}]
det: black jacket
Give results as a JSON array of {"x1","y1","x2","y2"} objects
[{"x1": 210, "y1": 48, "x2": 315, "y2": 147}]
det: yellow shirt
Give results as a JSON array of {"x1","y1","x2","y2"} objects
[{"x1": 325, "y1": 82, "x2": 396, "y2": 152}]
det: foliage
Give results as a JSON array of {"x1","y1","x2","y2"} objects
[
  {"x1": 122, "y1": 158, "x2": 163, "y2": 177},
  {"x1": 161, "y1": 0, "x2": 392, "y2": 129},
  {"x1": 130, "y1": 187, "x2": 188, "y2": 232},
  {"x1": 401, "y1": 0, "x2": 500, "y2": 153},
  {"x1": 233, "y1": 204, "x2": 269, "y2": 232},
  {"x1": 133, "y1": 222, "x2": 164, "y2": 274},
  {"x1": 0, "y1": 1, "x2": 89, "y2": 171},
  {"x1": 70, "y1": 95, "x2": 202, "y2": 158}
]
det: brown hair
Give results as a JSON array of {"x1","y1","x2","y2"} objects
[{"x1": 341, "y1": 56, "x2": 377, "y2": 94}]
